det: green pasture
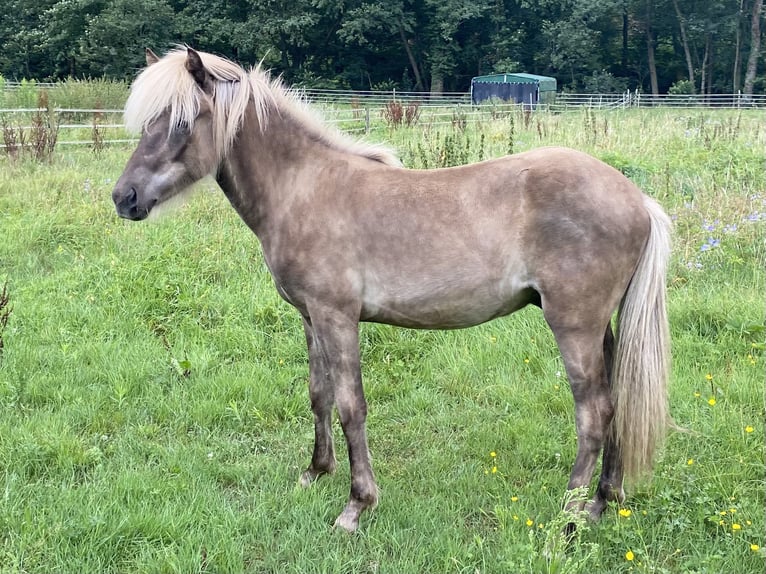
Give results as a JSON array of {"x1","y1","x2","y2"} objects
[{"x1": 0, "y1": 107, "x2": 764, "y2": 573}]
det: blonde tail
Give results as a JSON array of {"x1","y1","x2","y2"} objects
[{"x1": 613, "y1": 196, "x2": 672, "y2": 482}]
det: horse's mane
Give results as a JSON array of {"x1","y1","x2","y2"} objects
[{"x1": 124, "y1": 48, "x2": 400, "y2": 167}]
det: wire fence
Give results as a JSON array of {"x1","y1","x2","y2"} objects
[
  {"x1": 1, "y1": 90, "x2": 764, "y2": 150},
  {"x1": 300, "y1": 88, "x2": 766, "y2": 110}
]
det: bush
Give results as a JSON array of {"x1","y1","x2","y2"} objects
[
  {"x1": 668, "y1": 79, "x2": 696, "y2": 95},
  {"x1": 582, "y1": 70, "x2": 628, "y2": 94}
]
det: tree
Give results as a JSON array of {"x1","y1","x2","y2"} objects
[
  {"x1": 81, "y1": 0, "x2": 177, "y2": 78},
  {"x1": 743, "y1": 0, "x2": 763, "y2": 95},
  {"x1": 0, "y1": 0, "x2": 759, "y2": 94},
  {"x1": 43, "y1": 0, "x2": 118, "y2": 79},
  {"x1": 170, "y1": 0, "x2": 250, "y2": 62},
  {"x1": 337, "y1": 1, "x2": 425, "y2": 89},
  {"x1": 671, "y1": 0, "x2": 695, "y2": 92},
  {"x1": 422, "y1": 0, "x2": 492, "y2": 93},
  {"x1": 0, "y1": 0, "x2": 57, "y2": 79},
  {"x1": 642, "y1": 0, "x2": 660, "y2": 95}
]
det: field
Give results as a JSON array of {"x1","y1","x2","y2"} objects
[{"x1": 0, "y1": 106, "x2": 764, "y2": 573}]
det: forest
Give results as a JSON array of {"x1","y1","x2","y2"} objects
[{"x1": 0, "y1": 0, "x2": 764, "y2": 94}]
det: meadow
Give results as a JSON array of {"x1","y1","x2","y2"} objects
[{"x1": 0, "y1": 105, "x2": 764, "y2": 573}]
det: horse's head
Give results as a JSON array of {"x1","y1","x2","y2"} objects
[{"x1": 113, "y1": 48, "x2": 219, "y2": 220}]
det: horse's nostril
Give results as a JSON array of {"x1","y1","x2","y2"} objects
[{"x1": 127, "y1": 187, "x2": 138, "y2": 206}]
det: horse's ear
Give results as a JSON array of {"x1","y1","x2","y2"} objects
[
  {"x1": 145, "y1": 48, "x2": 160, "y2": 66},
  {"x1": 185, "y1": 48, "x2": 212, "y2": 93}
]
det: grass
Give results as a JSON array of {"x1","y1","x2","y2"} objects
[{"x1": 0, "y1": 107, "x2": 764, "y2": 573}]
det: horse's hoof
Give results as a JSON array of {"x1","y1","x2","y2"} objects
[
  {"x1": 333, "y1": 509, "x2": 360, "y2": 533},
  {"x1": 299, "y1": 464, "x2": 335, "y2": 488},
  {"x1": 299, "y1": 469, "x2": 317, "y2": 488},
  {"x1": 585, "y1": 498, "x2": 607, "y2": 522}
]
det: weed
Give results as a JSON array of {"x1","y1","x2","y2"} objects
[
  {"x1": 0, "y1": 281, "x2": 10, "y2": 360},
  {"x1": 1, "y1": 115, "x2": 25, "y2": 160},
  {"x1": 404, "y1": 101, "x2": 421, "y2": 127},
  {"x1": 160, "y1": 333, "x2": 191, "y2": 378},
  {"x1": 507, "y1": 111, "x2": 515, "y2": 155},
  {"x1": 382, "y1": 100, "x2": 404, "y2": 128},
  {"x1": 522, "y1": 107, "x2": 532, "y2": 130},
  {"x1": 383, "y1": 100, "x2": 421, "y2": 129},
  {"x1": 452, "y1": 106, "x2": 468, "y2": 131},
  {"x1": 91, "y1": 105, "x2": 105, "y2": 157},
  {"x1": 29, "y1": 90, "x2": 59, "y2": 162}
]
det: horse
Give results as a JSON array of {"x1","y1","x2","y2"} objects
[{"x1": 112, "y1": 47, "x2": 671, "y2": 533}]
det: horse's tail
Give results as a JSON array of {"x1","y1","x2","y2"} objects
[{"x1": 612, "y1": 196, "x2": 672, "y2": 482}]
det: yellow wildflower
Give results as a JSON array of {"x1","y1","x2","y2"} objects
[
  {"x1": 687, "y1": 459, "x2": 694, "y2": 465},
  {"x1": 625, "y1": 550, "x2": 635, "y2": 561},
  {"x1": 526, "y1": 518, "x2": 534, "y2": 527},
  {"x1": 705, "y1": 373, "x2": 713, "y2": 381},
  {"x1": 745, "y1": 426, "x2": 754, "y2": 433},
  {"x1": 619, "y1": 508, "x2": 632, "y2": 517},
  {"x1": 491, "y1": 466, "x2": 497, "y2": 474},
  {"x1": 511, "y1": 496, "x2": 519, "y2": 502},
  {"x1": 490, "y1": 451, "x2": 496, "y2": 458},
  {"x1": 707, "y1": 397, "x2": 716, "y2": 406},
  {"x1": 732, "y1": 523, "x2": 742, "y2": 531},
  {"x1": 751, "y1": 544, "x2": 760, "y2": 552}
]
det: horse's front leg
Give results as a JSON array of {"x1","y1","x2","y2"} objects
[
  {"x1": 309, "y1": 306, "x2": 377, "y2": 532},
  {"x1": 299, "y1": 318, "x2": 337, "y2": 486}
]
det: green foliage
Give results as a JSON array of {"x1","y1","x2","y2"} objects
[
  {"x1": 582, "y1": 70, "x2": 629, "y2": 94},
  {"x1": 669, "y1": 80, "x2": 696, "y2": 95},
  {"x1": 0, "y1": 109, "x2": 764, "y2": 572},
  {"x1": 0, "y1": 0, "x2": 762, "y2": 94}
]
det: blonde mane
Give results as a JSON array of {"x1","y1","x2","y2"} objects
[{"x1": 124, "y1": 48, "x2": 400, "y2": 166}]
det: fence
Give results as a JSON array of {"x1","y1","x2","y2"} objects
[
  {"x1": 1, "y1": 90, "x2": 764, "y2": 150},
  {"x1": 550, "y1": 90, "x2": 766, "y2": 110}
]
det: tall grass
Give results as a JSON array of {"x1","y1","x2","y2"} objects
[
  {"x1": 0, "y1": 108, "x2": 763, "y2": 573},
  {"x1": 0, "y1": 77, "x2": 128, "y2": 110}
]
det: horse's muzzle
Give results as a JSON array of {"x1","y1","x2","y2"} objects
[{"x1": 113, "y1": 186, "x2": 155, "y2": 221}]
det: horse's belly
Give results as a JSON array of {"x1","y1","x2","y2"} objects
[{"x1": 360, "y1": 277, "x2": 534, "y2": 329}]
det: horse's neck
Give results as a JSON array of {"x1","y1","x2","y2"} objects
[{"x1": 215, "y1": 104, "x2": 330, "y2": 235}]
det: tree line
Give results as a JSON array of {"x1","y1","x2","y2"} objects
[{"x1": 1, "y1": 0, "x2": 763, "y2": 94}]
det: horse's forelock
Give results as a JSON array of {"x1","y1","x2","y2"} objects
[
  {"x1": 124, "y1": 50, "x2": 196, "y2": 135},
  {"x1": 124, "y1": 49, "x2": 253, "y2": 160}
]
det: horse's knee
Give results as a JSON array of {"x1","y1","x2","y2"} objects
[{"x1": 335, "y1": 392, "x2": 367, "y2": 430}]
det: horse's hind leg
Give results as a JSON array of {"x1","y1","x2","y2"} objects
[
  {"x1": 545, "y1": 307, "x2": 614, "y2": 515},
  {"x1": 587, "y1": 323, "x2": 626, "y2": 519},
  {"x1": 299, "y1": 318, "x2": 337, "y2": 486}
]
